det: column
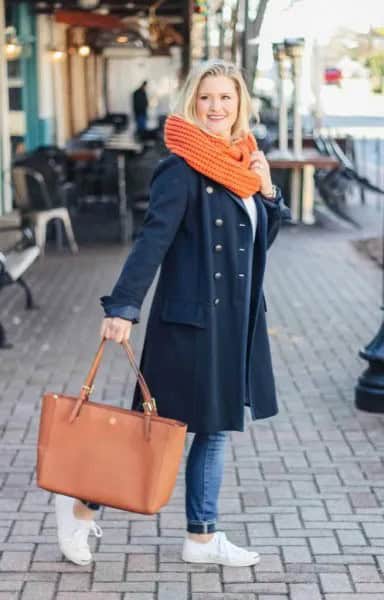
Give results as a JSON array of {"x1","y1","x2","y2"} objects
[
  {"x1": 272, "y1": 43, "x2": 289, "y2": 155},
  {"x1": 0, "y1": 0, "x2": 12, "y2": 214},
  {"x1": 37, "y1": 14, "x2": 55, "y2": 145},
  {"x1": 285, "y1": 38, "x2": 305, "y2": 223}
]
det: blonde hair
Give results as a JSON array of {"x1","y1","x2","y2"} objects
[{"x1": 172, "y1": 59, "x2": 253, "y2": 141}]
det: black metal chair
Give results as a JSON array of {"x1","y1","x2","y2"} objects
[
  {"x1": 89, "y1": 113, "x2": 129, "y2": 133},
  {"x1": 124, "y1": 147, "x2": 161, "y2": 237},
  {"x1": 313, "y1": 134, "x2": 384, "y2": 226},
  {"x1": 125, "y1": 148, "x2": 160, "y2": 208},
  {"x1": 11, "y1": 162, "x2": 79, "y2": 256},
  {"x1": 32, "y1": 146, "x2": 78, "y2": 211},
  {"x1": 34, "y1": 145, "x2": 70, "y2": 178}
]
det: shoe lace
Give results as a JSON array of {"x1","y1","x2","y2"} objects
[
  {"x1": 90, "y1": 522, "x2": 103, "y2": 538},
  {"x1": 73, "y1": 521, "x2": 103, "y2": 549}
]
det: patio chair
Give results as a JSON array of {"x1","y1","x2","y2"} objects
[
  {"x1": 313, "y1": 135, "x2": 384, "y2": 226},
  {"x1": 11, "y1": 165, "x2": 79, "y2": 256}
]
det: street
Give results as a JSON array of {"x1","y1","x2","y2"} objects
[{"x1": 1, "y1": 216, "x2": 384, "y2": 598}]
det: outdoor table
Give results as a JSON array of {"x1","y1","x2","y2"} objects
[
  {"x1": 80, "y1": 124, "x2": 115, "y2": 142},
  {"x1": 105, "y1": 136, "x2": 144, "y2": 243},
  {"x1": 106, "y1": 135, "x2": 143, "y2": 151},
  {"x1": 266, "y1": 149, "x2": 340, "y2": 224},
  {"x1": 66, "y1": 148, "x2": 102, "y2": 162}
]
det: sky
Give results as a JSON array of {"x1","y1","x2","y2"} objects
[
  {"x1": 257, "y1": 0, "x2": 384, "y2": 71},
  {"x1": 260, "y1": 0, "x2": 384, "y2": 44}
]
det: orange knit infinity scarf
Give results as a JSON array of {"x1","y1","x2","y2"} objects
[{"x1": 164, "y1": 115, "x2": 262, "y2": 198}]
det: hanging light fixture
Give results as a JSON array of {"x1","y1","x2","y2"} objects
[
  {"x1": 50, "y1": 48, "x2": 66, "y2": 61},
  {"x1": 78, "y1": 45, "x2": 91, "y2": 57},
  {"x1": 116, "y1": 35, "x2": 129, "y2": 43},
  {"x1": 78, "y1": 0, "x2": 101, "y2": 8},
  {"x1": 5, "y1": 27, "x2": 23, "y2": 61}
]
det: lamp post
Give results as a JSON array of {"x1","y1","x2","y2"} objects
[
  {"x1": 284, "y1": 37, "x2": 305, "y2": 223},
  {"x1": 284, "y1": 37, "x2": 305, "y2": 157},
  {"x1": 355, "y1": 225, "x2": 384, "y2": 412},
  {"x1": 272, "y1": 42, "x2": 289, "y2": 156}
]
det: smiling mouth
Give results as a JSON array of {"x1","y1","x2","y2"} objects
[{"x1": 207, "y1": 116, "x2": 226, "y2": 120}]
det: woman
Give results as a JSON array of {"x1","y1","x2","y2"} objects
[{"x1": 55, "y1": 59, "x2": 288, "y2": 568}]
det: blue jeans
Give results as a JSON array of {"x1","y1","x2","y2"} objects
[
  {"x1": 185, "y1": 431, "x2": 227, "y2": 533},
  {"x1": 135, "y1": 114, "x2": 147, "y2": 132},
  {"x1": 82, "y1": 431, "x2": 227, "y2": 533}
]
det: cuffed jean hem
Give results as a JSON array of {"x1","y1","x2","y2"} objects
[
  {"x1": 81, "y1": 500, "x2": 100, "y2": 511},
  {"x1": 187, "y1": 520, "x2": 216, "y2": 534}
]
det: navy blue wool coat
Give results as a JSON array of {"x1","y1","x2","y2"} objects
[{"x1": 101, "y1": 154, "x2": 285, "y2": 433}]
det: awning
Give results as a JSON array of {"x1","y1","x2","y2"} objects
[{"x1": 55, "y1": 10, "x2": 123, "y2": 30}]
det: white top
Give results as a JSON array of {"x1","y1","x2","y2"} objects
[{"x1": 241, "y1": 196, "x2": 257, "y2": 241}]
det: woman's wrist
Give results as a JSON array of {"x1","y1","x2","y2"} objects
[{"x1": 261, "y1": 184, "x2": 277, "y2": 199}]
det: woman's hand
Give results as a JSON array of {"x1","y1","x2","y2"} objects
[
  {"x1": 100, "y1": 317, "x2": 132, "y2": 344},
  {"x1": 249, "y1": 151, "x2": 274, "y2": 197}
]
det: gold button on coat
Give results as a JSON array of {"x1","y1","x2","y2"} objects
[
  {"x1": 215, "y1": 218, "x2": 224, "y2": 227},
  {"x1": 206, "y1": 186, "x2": 214, "y2": 194}
]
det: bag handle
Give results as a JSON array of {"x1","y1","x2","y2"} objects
[{"x1": 68, "y1": 338, "x2": 157, "y2": 424}]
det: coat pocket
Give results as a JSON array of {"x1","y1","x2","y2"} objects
[{"x1": 160, "y1": 299, "x2": 207, "y2": 328}]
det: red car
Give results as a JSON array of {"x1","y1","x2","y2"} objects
[{"x1": 324, "y1": 67, "x2": 342, "y2": 85}]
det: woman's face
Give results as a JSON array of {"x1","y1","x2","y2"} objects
[{"x1": 195, "y1": 75, "x2": 239, "y2": 140}]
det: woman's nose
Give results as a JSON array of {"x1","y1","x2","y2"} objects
[{"x1": 209, "y1": 98, "x2": 221, "y2": 112}]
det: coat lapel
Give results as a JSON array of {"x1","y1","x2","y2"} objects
[
  {"x1": 223, "y1": 189, "x2": 250, "y2": 216},
  {"x1": 203, "y1": 176, "x2": 267, "y2": 250},
  {"x1": 225, "y1": 189, "x2": 268, "y2": 257},
  {"x1": 202, "y1": 174, "x2": 253, "y2": 217}
]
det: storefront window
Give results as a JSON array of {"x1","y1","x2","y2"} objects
[
  {"x1": 9, "y1": 87, "x2": 22, "y2": 112},
  {"x1": 5, "y1": 4, "x2": 25, "y2": 157},
  {"x1": 7, "y1": 58, "x2": 21, "y2": 79}
]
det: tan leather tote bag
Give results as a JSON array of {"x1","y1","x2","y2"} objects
[{"x1": 36, "y1": 339, "x2": 187, "y2": 514}]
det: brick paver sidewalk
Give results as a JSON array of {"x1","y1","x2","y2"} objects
[{"x1": 1, "y1": 222, "x2": 384, "y2": 600}]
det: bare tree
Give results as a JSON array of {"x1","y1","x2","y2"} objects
[
  {"x1": 231, "y1": 0, "x2": 240, "y2": 63},
  {"x1": 247, "y1": 0, "x2": 270, "y2": 90}
]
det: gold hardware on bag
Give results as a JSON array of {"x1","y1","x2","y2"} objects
[
  {"x1": 143, "y1": 397, "x2": 157, "y2": 413},
  {"x1": 81, "y1": 384, "x2": 94, "y2": 395}
]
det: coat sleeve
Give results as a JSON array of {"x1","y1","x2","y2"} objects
[
  {"x1": 100, "y1": 157, "x2": 188, "y2": 322},
  {"x1": 259, "y1": 187, "x2": 291, "y2": 249}
]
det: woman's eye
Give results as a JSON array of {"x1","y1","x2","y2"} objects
[
  {"x1": 199, "y1": 96, "x2": 208, "y2": 100},
  {"x1": 222, "y1": 95, "x2": 231, "y2": 100}
]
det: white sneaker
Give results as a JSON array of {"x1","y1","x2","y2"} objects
[
  {"x1": 182, "y1": 531, "x2": 260, "y2": 567},
  {"x1": 55, "y1": 494, "x2": 103, "y2": 566}
]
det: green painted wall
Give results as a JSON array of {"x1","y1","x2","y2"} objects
[
  {"x1": 15, "y1": 3, "x2": 40, "y2": 150},
  {"x1": 38, "y1": 118, "x2": 55, "y2": 147}
]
